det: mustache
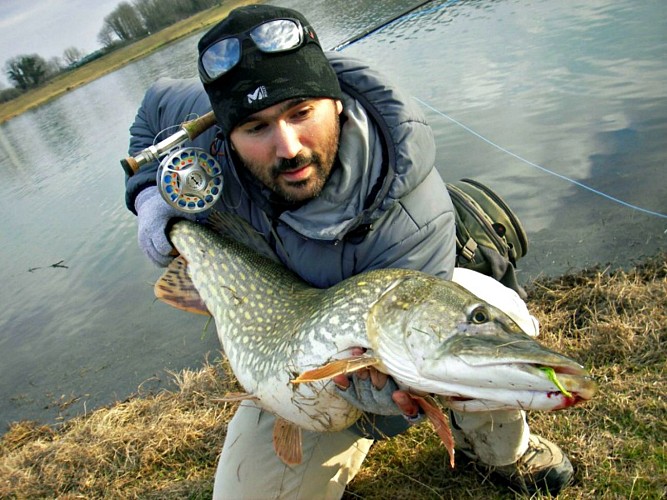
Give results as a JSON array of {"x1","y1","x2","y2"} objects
[{"x1": 272, "y1": 153, "x2": 319, "y2": 175}]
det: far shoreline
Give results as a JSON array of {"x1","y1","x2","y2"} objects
[{"x1": 0, "y1": 0, "x2": 253, "y2": 125}]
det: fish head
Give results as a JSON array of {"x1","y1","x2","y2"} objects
[{"x1": 368, "y1": 274, "x2": 597, "y2": 412}]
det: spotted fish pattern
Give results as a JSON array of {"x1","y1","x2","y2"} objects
[{"x1": 155, "y1": 211, "x2": 596, "y2": 438}]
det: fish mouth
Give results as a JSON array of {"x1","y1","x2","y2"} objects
[
  {"x1": 424, "y1": 359, "x2": 598, "y2": 412},
  {"x1": 438, "y1": 361, "x2": 597, "y2": 411},
  {"x1": 403, "y1": 332, "x2": 598, "y2": 412},
  {"x1": 535, "y1": 364, "x2": 598, "y2": 402}
]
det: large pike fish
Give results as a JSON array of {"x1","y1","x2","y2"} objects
[{"x1": 155, "y1": 212, "x2": 596, "y2": 465}]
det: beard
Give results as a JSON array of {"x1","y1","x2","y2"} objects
[
  {"x1": 236, "y1": 110, "x2": 341, "y2": 204},
  {"x1": 268, "y1": 151, "x2": 331, "y2": 202}
]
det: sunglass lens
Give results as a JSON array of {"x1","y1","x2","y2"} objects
[
  {"x1": 202, "y1": 37, "x2": 241, "y2": 80},
  {"x1": 250, "y1": 19, "x2": 302, "y2": 52}
]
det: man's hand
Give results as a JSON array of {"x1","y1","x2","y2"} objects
[
  {"x1": 332, "y1": 348, "x2": 422, "y2": 422},
  {"x1": 135, "y1": 186, "x2": 196, "y2": 266}
]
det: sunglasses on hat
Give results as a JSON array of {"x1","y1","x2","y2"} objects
[{"x1": 198, "y1": 18, "x2": 319, "y2": 84}]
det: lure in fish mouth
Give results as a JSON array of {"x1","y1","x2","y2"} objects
[{"x1": 156, "y1": 214, "x2": 597, "y2": 467}]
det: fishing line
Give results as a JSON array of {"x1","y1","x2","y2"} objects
[
  {"x1": 152, "y1": 113, "x2": 205, "y2": 146},
  {"x1": 334, "y1": 0, "x2": 667, "y2": 220},
  {"x1": 412, "y1": 98, "x2": 667, "y2": 220}
]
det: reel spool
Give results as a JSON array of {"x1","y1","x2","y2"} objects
[{"x1": 157, "y1": 147, "x2": 223, "y2": 213}]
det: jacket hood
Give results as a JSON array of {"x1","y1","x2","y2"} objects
[{"x1": 223, "y1": 53, "x2": 436, "y2": 241}]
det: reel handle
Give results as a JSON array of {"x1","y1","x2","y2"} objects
[{"x1": 120, "y1": 111, "x2": 217, "y2": 177}]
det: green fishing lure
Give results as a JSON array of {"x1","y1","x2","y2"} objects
[{"x1": 540, "y1": 367, "x2": 573, "y2": 398}]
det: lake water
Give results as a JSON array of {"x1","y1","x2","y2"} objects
[{"x1": 1, "y1": 0, "x2": 665, "y2": 431}]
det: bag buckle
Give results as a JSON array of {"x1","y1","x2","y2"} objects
[{"x1": 460, "y1": 238, "x2": 478, "y2": 262}]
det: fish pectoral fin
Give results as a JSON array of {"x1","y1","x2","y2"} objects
[
  {"x1": 155, "y1": 255, "x2": 210, "y2": 315},
  {"x1": 291, "y1": 356, "x2": 380, "y2": 383},
  {"x1": 214, "y1": 392, "x2": 258, "y2": 402},
  {"x1": 273, "y1": 417, "x2": 303, "y2": 465},
  {"x1": 412, "y1": 395, "x2": 456, "y2": 468}
]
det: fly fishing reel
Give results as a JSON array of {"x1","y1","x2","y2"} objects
[{"x1": 157, "y1": 147, "x2": 223, "y2": 213}]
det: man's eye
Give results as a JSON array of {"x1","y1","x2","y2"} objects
[
  {"x1": 245, "y1": 123, "x2": 267, "y2": 134},
  {"x1": 293, "y1": 107, "x2": 312, "y2": 120}
]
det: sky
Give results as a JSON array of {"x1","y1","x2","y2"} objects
[{"x1": 0, "y1": 0, "x2": 122, "y2": 86}]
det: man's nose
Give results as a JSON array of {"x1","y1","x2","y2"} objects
[{"x1": 274, "y1": 122, "x2": 302, "y2": 159}]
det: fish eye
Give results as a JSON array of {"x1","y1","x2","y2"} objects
[{"x1": 470, "y1": 306, "x2": 489, "y2": 324}]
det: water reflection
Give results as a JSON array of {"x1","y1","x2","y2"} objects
[
  {"x1": 0, "y1": 38, "x2": 223, "y2": 430},
  {"x1": 339, "y1": 0, "x2": 666, "y2": 255},
  {"x1": 1, "y1": 0, "x2": 665, "y2": 432},
  {"x1": 0, "y1": 126, "x2": 24, "y2": 173}
]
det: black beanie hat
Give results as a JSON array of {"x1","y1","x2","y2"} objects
[{"x1": 198, "y1": 5, "x2": 343, "y2": 137}]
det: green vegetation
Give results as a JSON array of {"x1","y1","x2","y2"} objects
[
  {"x1": 1, "y1": 253, "x2": 664, "y2": 498},
  {"x1": 0, "y1": 0, "x2": 254, "y2": 124}
]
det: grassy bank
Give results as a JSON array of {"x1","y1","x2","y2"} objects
[
  {"x1": 1, "y1": 253, "x2": 665, "y2": 498},
  {"x1": 0, "y1": 0, "x2": 254, "y2": 124}
]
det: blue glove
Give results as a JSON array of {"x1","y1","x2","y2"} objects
[
  {"x1": 135, "y1": 186, "x2": 194, "y2": 267},
  {"x1": 336, "y1": 375, "x2": 425, "y2": 440},
  {"x1": 335, "y1": 375, "x2": 404, "y2": 416}
]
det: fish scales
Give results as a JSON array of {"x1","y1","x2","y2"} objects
[
  {"x1": 157, "y1": 213, "x2": 596, "y2": 438},
  {"x1": 168, "y1": 218, "x2": 410, "y2": 431}
]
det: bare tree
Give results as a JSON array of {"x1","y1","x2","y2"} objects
[
  {"x1": 97, "y1": 24, "x2": 116, "y2": 48},
  {"x1": 133, "y1": 0, "x2": 172, "y2": 33},
  {"x1": 102, "y1": 2, "x2": 148, "y2": 42},
  {"x1": 47, "y1": 56, "x2": 63, "y2": 75},
  {"x1": 133, "y1": 0, "x2": 219, "y2": 34},
  {"x1": 63, "y1": 47, "x2": 85, "y2": 66}
]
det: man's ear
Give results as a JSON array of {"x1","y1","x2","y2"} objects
[{"x1": 335, "y1": 99, "x2": 343, "y2": 115}]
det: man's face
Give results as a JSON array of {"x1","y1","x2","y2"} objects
[{"x1": 230, "y1": 98, "x2": 343, "y2": 203}]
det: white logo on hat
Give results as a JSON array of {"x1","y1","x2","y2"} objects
[{"x1": 247, "y1": 86, "x2": 268, "y2": 104}]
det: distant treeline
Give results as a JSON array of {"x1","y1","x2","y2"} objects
[{"x1": 0, "y1": 0, "x2": 221, "y2": 103}]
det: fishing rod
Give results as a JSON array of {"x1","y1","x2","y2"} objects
[
  {"x1": 330, "y1": 0, "x2": 437, "y2": 52},
  {"x1": 120, "y1": 111, "x2": 216, "y2": 177},
  {"x1": 119, "y1": 1, "x2": 438, "y2": 212}
]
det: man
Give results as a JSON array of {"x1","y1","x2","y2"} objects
[{"x1": 125, "y1": 4, "x2": 573, "y2": 498}]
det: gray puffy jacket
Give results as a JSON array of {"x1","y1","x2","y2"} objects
[{"x1": 126, "y1": 53, "x2": 456, "y2": 286}]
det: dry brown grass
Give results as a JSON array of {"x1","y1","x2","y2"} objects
[
  {"x1": 1, "y1": 254, "x2": 665, "y2": 499},
  {"x1": 0, "y1": 360, "x2": 239, "y2": 499}
]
